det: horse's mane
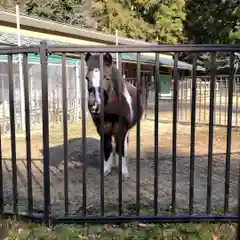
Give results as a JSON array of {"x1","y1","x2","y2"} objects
[{"x1": 111, "y1": 66, "x2": 125, "y2": 98}]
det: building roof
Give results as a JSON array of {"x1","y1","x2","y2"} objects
[
  {"x1": 0, "y1": 10, "x2": 206, "y2": 71},
  {"x1": 0, "y1": 31, "x2": 77, "y2": 47},
  {"x1": 0, "y1": 31, "x2": 205, "y2": 71},
  {"x1": 0, "y1": 10, "x2": 158, "y2": 46},
  {"x1": 0, "y1": 32, "x2": 153, "y2": 65}
]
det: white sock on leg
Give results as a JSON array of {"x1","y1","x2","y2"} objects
[
  {"x1": 112, "y1": 141, "x2": 118, "y2": 167},
  {"x1": 115, "y1": 152, "x2": 119, "y2": 167},
  {"x1": 104, "y1": 152, "x2": 113, "y2": 176},
  {"x1": 122, "y1": 132, "x2": 129, "y2": 178}
]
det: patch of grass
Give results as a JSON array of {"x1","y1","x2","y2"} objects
[{"x1": 0, "y1": 218, "x2": 237, "y2": 240}]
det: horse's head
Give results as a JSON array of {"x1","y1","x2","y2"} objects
[{"x1": 85, "y1": 52, "x2": 113, "y2": 115}]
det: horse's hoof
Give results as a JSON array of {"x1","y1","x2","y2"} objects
[
  {"x1": 104, "y1": 169, "x2": 111, "y2": 176},
  {"x1": 122, "y1": 167, "x2": 129, "y2": 179},
  {"x1": 104, "y1": 162, "x2": 112, "y2": 176},
  {"x1": 122, "y1": 172, "x2": 129, "y2": 179}
]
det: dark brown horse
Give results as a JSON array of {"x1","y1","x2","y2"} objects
[{"x1": 85, "y1": 52, "x2": 144, "y2": 178}]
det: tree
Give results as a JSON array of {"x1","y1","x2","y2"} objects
[
  {"x1": 0, "y1": 0, "x2": 27, "y2": 13},
  {"x1": 150, "y1": 0, "x2": 185, "y2": 43},
  {"x1": 91, "y1": 0, "x2": 152, "y2": 40},
  {"x1": 24, "y1": 0, "x2": 94, "y2": 28},
  {"x1": 92, "y1": 0, "x2": 186, "y2": 44},
  {"x1": 1, "y1": 0, "x2": 186, "y2": 44},
  {"x1": 185, "y1": 0, "x2": 240, "y2": 44}
]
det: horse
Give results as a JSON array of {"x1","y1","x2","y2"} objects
[{"x1": 84, "y1": 52, "x2": 144, "y2": 178}]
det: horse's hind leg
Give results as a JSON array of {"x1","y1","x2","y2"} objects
[
  {"x1": 104, "y1": 134, "x2": 114, "y2": 176},
  {"x1": 115, "y1": 131, "x2": 129, "y2": 178}
]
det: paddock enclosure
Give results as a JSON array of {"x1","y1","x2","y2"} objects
[{"x1": 0, "y1": 43, "x2": 239, "y2": 228}]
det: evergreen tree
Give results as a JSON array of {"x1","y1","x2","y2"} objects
[{"x1": 185, "y1": 0, "x2": 240, "y2": 44}]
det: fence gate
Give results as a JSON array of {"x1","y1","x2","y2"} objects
[{"x1": 0, "y1": 43, "x2": 239, "y2": 237}]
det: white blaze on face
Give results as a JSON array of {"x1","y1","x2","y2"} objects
[
  {"x1": 92, "y1": 68, "x2": 101, "y2": 87},
  {"x1": 92, "y1": 68, "x2": 101, "y2": 104}
]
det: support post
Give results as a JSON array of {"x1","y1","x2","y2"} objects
[
  {"x1": 16, "y1": 4, "x2": 25, "y2": 131},
  {"x1": 75, "y1": 61, "x2": 80, "y2": 122},
  {"x1": 116, "y1": 30, "x2": 119, "y2": 69}
]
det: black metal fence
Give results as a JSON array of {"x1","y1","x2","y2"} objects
[{"x1": 0, "y1": 43, "x2": 239, "y2": 229}]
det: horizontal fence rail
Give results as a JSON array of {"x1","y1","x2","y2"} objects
[
  {"x1": 47, "y1": 44, "x2": 240, "y2": 53},
  {"x1": 0, "y1": 42, "x2": 239, "y2": 231},
  {"x1": 0, "y1": 46, "x2": 40, "y2": 55}
]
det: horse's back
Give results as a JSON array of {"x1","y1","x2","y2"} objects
[{"x1": 102, "y1": 80, "x2": 145, "y2": 129}]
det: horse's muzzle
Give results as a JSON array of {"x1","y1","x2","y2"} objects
[{"x1": 89, "y1": 104, "x2": 100, "y2": 114}]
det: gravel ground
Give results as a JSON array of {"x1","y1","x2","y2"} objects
[{"x1": 2, "y1": 152, "x2": 239, "y2": 216}]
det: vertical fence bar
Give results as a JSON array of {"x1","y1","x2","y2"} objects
[
  {"x1": 214, "y1": 79, "x2": 217, "y2": 125},
  {"x1": 204, "y1": 78, "x2": 207, "y2": 123},
  {"x1": 219, "y1": 77, "x2": 223, "y2": 125},
  {"x1": 75, "y1": 61, "x2": 80, "y2": 122},
  {"x1": 154, "y1": 53, "x2": 160, "y2": 215},
  {"x1": 206, "y1": 52, "x2": 216, "y2": 214},
  {"x1": 224, "y1": 52, "x2": 234, "y2": 214},
  {"x1": 62, "y1": 53, "x2": 69, "y2": 216},
  {"x1": 99, "y1": 53, "x2": 105, "y2": 216},
  {"x1": 180, "y1": 78, "x2": 183, "y2": 121},
  {"x1": 177, "y1": 80, "x2": 180, "y2": 123},
  {"x1": 136, "y1": 52, "x2": 141, "y2": 216},
  {"x1": 159, "y1": 74, "x2": 162, "y2": 101},
  {"x1": 81, "y1": 54, "x2": 87, "y2": 216},
  {"x1": 8, "y1": 54, "x2": 18, "y2": 215},
  {"x1": 118, "y1": 53, "x2": 123, "y2": 216},
  {"x1": 224, "y1": 80, "x2": 227, "y2": 125},
  {"x1": 199, "y1": 77, "x2": 202, "y2": 123},
  {"x1": 238, "y1": 159, "x2": 240, "y2": 240},
  {"x1": 1, "y1": 78, "x2": 5, "y2": 132},
  {"x1": 185, "y1": 77, "x2": 188, "y2": 121},
  {"x1": 40, "y1": 42, "x2": 51, "y2": 224},
  {"x1": 0, "y1": 124, "x2": 3, "y2": 215},
  {"x1": 189, "y1": 77, "x2": 193, "y2": 122},
  {"x1": 23, "y1": 53, "x2": 33, "y2": 215},
  {"x1": 235, "y1": 79, "x2": 239, "y2": 127},
  {"x1": 171, "y1": 53, "x2": 178, "y2": 214},
  {"x1": 189, "y1": 53, "x2": 197, "y2": 214}
]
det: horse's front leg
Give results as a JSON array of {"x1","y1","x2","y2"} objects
[
  {"x1": 103, "y1": 134, "x2": 114, "y2": 176},
  {"x1": 114, "y1": 131, "x2": 129, "y2": 178}
]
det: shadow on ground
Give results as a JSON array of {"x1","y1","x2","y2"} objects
[
  {"x1": 2, "y1": 136, "x2": 239, "y2": 217},
  {"x1": 46, "y1": 137, "x2": 102, "y2": 169}
]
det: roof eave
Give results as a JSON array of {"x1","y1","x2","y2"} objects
[{"x1": 0, "y1": 10, "x2": 160, "y2": 47}]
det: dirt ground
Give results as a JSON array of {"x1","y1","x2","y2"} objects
[
  {"x1": 146, "y1": 99, "x2": 240, "y2": 126},
  {"x1": 1, "y1": 119, "x2": 239, "y2": 216},
  {"x1": 178, "y1": 95, "x2": 240, "y2": 108}
]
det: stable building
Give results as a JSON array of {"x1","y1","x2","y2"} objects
[
  {"x1": 0, "y1": 10, "x2": 204, "y2": 97},
  {"x1": 0, "y1": 10, "x2": 205, "y2": 133}
]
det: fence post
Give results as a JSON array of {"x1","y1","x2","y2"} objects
[{"x1": 40, "y1": 41, "x2": 51, "y2": 225}]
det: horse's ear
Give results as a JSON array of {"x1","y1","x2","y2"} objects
[
  {"x1": 85, "y1": 52, "x2": 91, "y2": 62},
  {"x1": 104, "y1": 52, "x2": 112, "y2": 66}
]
